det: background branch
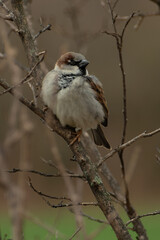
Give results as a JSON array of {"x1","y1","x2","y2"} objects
[
  {"x1": 126, "y1": 210, "x2": 160, "y2": 226},
  {"x1": 104, "y1": 2, "x2": 149, "y2": 239}
]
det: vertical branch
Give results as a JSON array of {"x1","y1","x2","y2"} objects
[
  {"x1": 11, "y1": 0, "x2": 37, "y2": 66},
  {"x1": 107, "y1": 0, "x2": 130, "y2": 146},
  {"x1": 105, "y1": 2, "x2": 131, "y2": 200},
  {"x1": 104, "y1": 1, "x2": 148, "y2": 239},
  {"x1": 11, "y1": 0, "x2": 44, "y2": 100}
]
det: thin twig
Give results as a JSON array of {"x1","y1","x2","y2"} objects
[
  {"x1": 103, "y1": 3, "x2": 155, "y2": 231},
  {"x1": 79, "y1": 211, "x2": 107, "y2": 224},
  {"x1": 68, "y1": 227, "x2": 81, "y2": 240},
  {"x1": 117, "y1": 12, "x2": 160, "y2": 21},
  {"x1": 29, "y1": 178, "x2": 98, "y2": 208},
  {"x1": 121, "y1": 12, "x2": 135, "y2": 41},
  {"x1": 0, "y1": 51, "x2": 45, "y2": 96},
  {"x1": 97, "y1": 128, "x2": 160, "y2": 167},
  {"x1": 43, "y1": 197, "x2": 98, "y2": 209},
  {"x1": 0, "y1": 0, "x2": 14, "y2": 15},
  {"x1": 33, "y1": 24, "x2": 52, "y2": 40},
  {"x1": 112, "y1": 0, "x2": 119, "y2": 10},
  {"x1": 0, "y1": 78, "x2": 44, "y2": 121},
  {"x1": 0, "y1": 12, "x2": 13, "y2": 20},
  {"x1": 41, "y1": 157, "x2": 60, "y2": 169},
  {"x1": 117, "y1": 11, "x2": 160, "y2": 30},
  {"x1": 28, "y1": 177, "x2": 71, "y2": 201},
  {"x1": 6, "y1": 168, "x2": 84, "y2": 179},
  {"x1": 69, "y1": 208, "x2": 108, "y2": 224},
  {"x1": 126, "y1": 210, "x2": 160, "y2": 226}
]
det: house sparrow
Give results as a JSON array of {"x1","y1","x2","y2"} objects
[{"x1": 41, "y1": 52, "x2": 110, "y2": 149}]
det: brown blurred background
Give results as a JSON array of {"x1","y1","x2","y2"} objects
[{"x1": 0, "y1": 0, "x2": 160, "y2": 214}]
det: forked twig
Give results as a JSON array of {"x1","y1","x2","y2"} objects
[
  {"x1": 43, "y1": 197, "x2": 98, "y2": 209},
  {"x1": 103, "y1": 2, "x2": 155, "y2": 239},
  {"x1": 78, "y1": 211, "x2": 107, "y2": 224},
  {"x1": 28, "y1": 177, "x2": 71, "y2": 201},
  {"x1": 6, "y1": 167, "x2": 84, "y2": 179},
  {"x1": 126, "y1": 210, "x2": 160, "y2": 226},
  {"x1": 0, "y1": 51, "x2": 46, "y2": 96},
  {"x1": 28, "y1": 177, "x2": 98, "y2": 209},
  {"x1": 33, "y1": 24, "x2": 52, "y2": 40},
  {"x1": 97, "y1": 128, "x2": 160, "y2": 167},
  {"x1": 105, "y1": 2, "x2": 137, "y2": 219}
]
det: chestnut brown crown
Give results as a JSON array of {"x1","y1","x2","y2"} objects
[{"x1": 55, "y1": 52, "x2": 89, "y2": 75}]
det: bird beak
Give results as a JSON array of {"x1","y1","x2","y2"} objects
[{"x1": 79, "y1": 59, "x2": 89, "y2": 68}]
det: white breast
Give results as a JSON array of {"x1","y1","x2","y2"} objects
[
  {"x1": 41, "y1": 70, "x2": 59, "y2": 112},
  {"x1": 55, "y1": 76, "x2": 105, "y2": 131}
]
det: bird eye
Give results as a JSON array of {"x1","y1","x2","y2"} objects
[
  {"x1": 67, "y1": 59, "x2": 82, "y2": 66},
  {"x1": 68, "y1": 59, "x2": 76, "y2": 65}
]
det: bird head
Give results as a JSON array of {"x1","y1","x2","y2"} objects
[{"x1": 55, "y1": 52, "x2": 89, "y2": 75}]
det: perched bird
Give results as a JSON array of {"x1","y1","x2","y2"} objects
[{"x1": 41, "y1": 52, "x2": 110, "y2": 149}]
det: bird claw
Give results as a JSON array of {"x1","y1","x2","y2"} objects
[
  {"x1": 69, "y1": 130, "x2": 82, "y2": 146},
  {"x1": 43, "y1": 106, "x2": 48, "y2": 113}
]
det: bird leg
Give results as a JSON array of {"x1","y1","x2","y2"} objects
[
  {"x1": 69, "y1": 129, "x2": 82, "y2": 146},
  {"x1": 43, "y1": 105, "x2": 48, "y2": 113}
]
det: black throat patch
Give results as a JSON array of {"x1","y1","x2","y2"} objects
[{"x1": 58, "y1": 73, "x2": 82, "y2": 89}]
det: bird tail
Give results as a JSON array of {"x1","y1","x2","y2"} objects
[{"x1": 91, "y1": 125, "x2": 111, "y2": 149}]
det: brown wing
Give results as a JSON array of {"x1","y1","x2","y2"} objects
[{"x1": 86, "y1": 76, "x2": 108, "y2": 127}]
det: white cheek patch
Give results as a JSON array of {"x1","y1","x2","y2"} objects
[{"x1": 55, "y1": 64, "x2": 81, "y2": 75}]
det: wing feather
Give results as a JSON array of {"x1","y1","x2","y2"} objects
[{"x1": 86, "y1": 76, "x2": 108, "y2": 127}]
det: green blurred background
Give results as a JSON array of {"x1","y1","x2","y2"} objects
[{"x1": 0, "y1": 0, "x2": 160, "y2": 239}]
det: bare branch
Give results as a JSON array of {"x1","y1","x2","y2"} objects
[
  {"x1": 117, "y1": 12, "x2": 160, "y2": 21},
  {"x1": 0, "y1": 0, "x2": 14, "y2": 15},
  {"x1": 0, "y1": 12, "x2": 13, "y2": 20},
  {"x1": 0, "y1": 78, "x2": 44, "y2": 119},
  {"x1": 43, "y1": 197, "x2": 99, "y2": 209},
  {"x1": 0, "y1": 51, "x2": 45, "y2": 96},
  {"x1": 117, "y1": 11, "x2": 160, "y2": 30},
  {"x1": 112, "y1": 0, "x2": 120, "y2": 10},
  {"x1": 126, "y1": 210, "x2": 160, "y2": 226},
  {"x1": 41, "y1": 157, "x2": 59, "y2": 169},
  {"x1": 97, "y1": 128, "x2": 160, "y2": 167},
  {"x1": 33, "y1": 24, "x2": 52, "y2": 40},
  {"x1": 6, "y1": 167, "x2": 84, "y2": 179},
  {"x1": 104, "y1": 6, "x2": 135, "y2": 216},
  {"x1": 11, "y1": 0, "x2": 44, "y2": 99},
  {"x1": 121, "y1": 12, "x2": 135, "y2": 40},
  {"x1": 68, "y1": 227, "x2": 81, "y2": 240},
  {"x1": 78, "y1": 211, "x2": 107, "y2": 224},
  {"x1": 28, "y1": 177, "x2": 71, "y2": 201}
]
